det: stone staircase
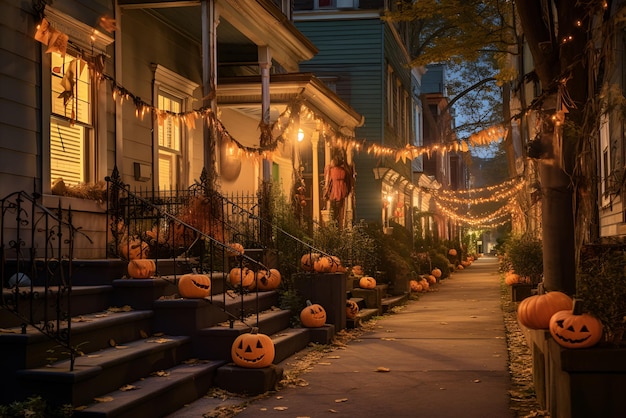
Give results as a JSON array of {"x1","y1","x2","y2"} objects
[{"x1": 0, "y1": 259, "x2": 336, "y2": 417}]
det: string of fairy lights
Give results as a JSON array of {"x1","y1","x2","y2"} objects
[{"x1": 34, "y1": 16, "x2": 519, "y2": 230}]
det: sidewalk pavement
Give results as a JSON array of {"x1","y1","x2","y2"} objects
[{"x1": 175, "y1": 255, "x2": 512, "y2": 418}]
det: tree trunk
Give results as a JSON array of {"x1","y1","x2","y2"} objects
[{"x1": 515, "y1": 0, "x2": 590, "y2": 295}]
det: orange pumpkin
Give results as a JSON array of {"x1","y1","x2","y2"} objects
[
  {"x1": 431, "y1": 268, "x2": 442, "y2": 278},
  {"x1": 427, "y1": 275, "x2": 437, "y2": 284},
  {"x1": 127, "y1": 259, "x2": 156, "y2": 279},
  {"x1": 359, "y1": 276, "x2": 377, "y2": 289},
  {"x1": 300, "y1": 300, "x2": 327, "y2": 328},
  {"x1": 420, "y1": 278, "x2": 429, "y2": 291},
  {"x1": 549, "y1": 300, "x2": 603, "y2": 349},
  {"x1": 253, "y1": 269, "x2": 282, "y2": 291},
  {"x1": 346, "y1": 299, "x2": 359, "y2": 319},
  {"x1": 178, "y1": 273, "x2": 211, "y2": 298},
  {"x1": 314, "y1": 256, "x2": 334, "y2": 273},
  {"x1": 351, "y1": 265, "x2": 365, "y2": 276},
  {"x1": 517, "y1": 291, "x2": 573, "y2": 330},
  {"x1": 229, "y1": 267, "x2": 255, "y2": 289},
  {"x1": 409, "y1": 279, "x2": 422, "y2": 292},
  {"x1": 119, "y1": 237, "x2": 150, "y2": 260},
  {"x1": 226, "y1": 242, "x2": 244, "y2": 256},
  {"x1": 301, "y1": 253, "x2": 320, "y2": 271},
  {"x1": 231, "y1": 327, "x2": 275, "y2": 368},
  {"x1": 448, "y1": 248, "x2": 457, "y2": 257}
]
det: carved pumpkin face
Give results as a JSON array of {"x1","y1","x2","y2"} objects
[
  {"x1": 359, "y1": 276, "x2": 377, "y2": 289},
  {"x1": 300, "y1": 300, "x2": 327, "y2": 328},
  {"x1": 346, "y1": 300, "x2": 359, "y2": 319},
  {"x1": 178, "y1": 273, "x2": 211, "y2": 298},
  {"x1": 254, "y1": 269, "x2": 282, "y2": 291},
  {"x1": 231, "y1": 328, "x2": 275, "y2": 368},
  {"x1": 410, "y1": 279, "x2": 421, "y2": 292},
  {"x1": 127, "y1": 259, "x2": 156, "y2": 279},
  {"x1": 549, "y1": 309, "x2": 603, "y2": 349},
  {"x1": 229, "y1": 267, "x2": 255, "y2": 289},
  {"x1": 301, "y1": 253, "x2": 320, "y2": 271}
]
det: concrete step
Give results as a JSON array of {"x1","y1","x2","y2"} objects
[
  {"x1": 1, "y1": 285, "x2": 114, "y2": 328},
  {"x1": 15, "y1": 335, "x2": 192, "y2": 407},
  {"x1": 195, "y1": 309, "x2": 293, "y2": 360},
  {"x1": 73, "y1": 360, "x2": 225, "y2": 418},
  {"x1": 347, "y1": 308, "x2": 379, "y2": 329},
  {"x1": 0, "y1": 309, "x2": 154, "y2": 371},
  {"x1": 381, "y1": 292, "x2": 409, "y2": 313},
  {"x1": 152, "y1": 290, "x2": 279, "y2": 336}
]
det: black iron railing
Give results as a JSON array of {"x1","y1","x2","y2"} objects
[{"x1": 1, "y1": 191, "x2": 89, "y2": 370}]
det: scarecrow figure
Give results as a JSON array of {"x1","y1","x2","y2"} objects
[{"x1": 323, "y1": 154, "x2": 354, "y2": 228}]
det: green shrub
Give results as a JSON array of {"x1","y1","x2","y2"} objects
[
  {"x1": 577, "y1": 246, "x2": 626, "y2": 345},
  {"x1": 503, "y1": 234, "x2": 543, "y2": 285}
]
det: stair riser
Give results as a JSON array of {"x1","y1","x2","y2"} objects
[
  {"x1": 195, "y1": 311, "x2": 291, "y2": 360},
  {"x1": 1, "y1": 287, "x2": 114, "y2": 328},
  {"x1": 16, "y1": 340, "x2": 193, "y2": 407}
]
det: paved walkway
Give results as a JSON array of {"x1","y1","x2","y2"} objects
[{"x1": 173, "y1": 255, "x2": 511, "y2": 417}]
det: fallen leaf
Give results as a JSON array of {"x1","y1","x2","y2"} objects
[
  {"x1": 376, "y1": 367, "x2": 390, "y2": 372},
  {"x1": 318, "y1": 362, "x2": 332, "y2": 365},
  {"x1": 109, "y1": 339, "x2": 116, "y2": 347},
  {"x1": 119, "y1": 385, "x2": 137, "y2": 391},
  {"x1": 140, "y1": 330, "x2": 148, "y2": 338},
  {"x1": 440, "y1": 322, "x2": 449, "y2": 325},
  {"x1": 94, "y1": 396, "x2": 114, "y2": 403},
  {"x1": 152, "y1": 370, "x2": 170, "y2": 377},
  {"x1": 329, "y1": 409, "x2": 338, "y2": 413},
  {"x1": 326, "y1": 355, "x2": 341, "y2": 359},
  {"x1": 381, "y1": 337, "x2": 395, "y2": 341},
  {"x1": 334, "y1": 398, "x2": 348, "y2": 403},
  {"x1": 147, "y1": 338, "x2": 172, "y2": 344},
  {"x1": 115, "y1": 345, "x2": 128, "y2": 349},
  {"x1": 273, "y1": 406, "x2": 288, "y2": 411},
  {"x1": 473, "y1": 379, "x2": 481, "y2": 383}
]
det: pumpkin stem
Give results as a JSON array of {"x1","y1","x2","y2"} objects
[
  {"x1": 306, "y1": 300, "x2": 312, "y2": 306},
  {"x1": 250, "y1": 327, "x2": 259, "y2": 334},
  {"x1": 572, "y1": 299, "x2": 584, "y2": 315}
]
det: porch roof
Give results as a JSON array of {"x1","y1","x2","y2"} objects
[{"x1": 217, "y1": 73, "x2": 364, "y2": 131}]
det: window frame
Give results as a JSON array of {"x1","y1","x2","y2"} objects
[{"x1": 152, "y1": 65, "x2": 199, "y2": 191}]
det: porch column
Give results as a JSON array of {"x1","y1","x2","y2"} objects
[
  {"x1": 259, "y1": 46, "x2": 272, "y2": 182},
  {"x1": 201, "y1": 0, "x2": 219, "y2": 186},
  {"x1": 320, "y1": 139, "x2": 331, "y2": 225},
  {"x1": 345, "y1": 144, "x2": 354, "y2": 225},
  {"x1": 311, "y1": 132, "x2": 320, "y2": 225}
]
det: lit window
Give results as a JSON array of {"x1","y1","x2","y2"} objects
[
  {"x1": 158, "y1": 92, "x2": 182, "y2": 190},
  {"x1": 50, "y1": 52, "x2": 92, "y2": 186}
]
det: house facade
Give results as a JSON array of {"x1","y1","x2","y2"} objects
[
  {"x1": 294, "y1": 1, "x2": 439, "y2": 234},
  {"x1": 0, "y1": 0, "x2": 363, "y2": 258}
]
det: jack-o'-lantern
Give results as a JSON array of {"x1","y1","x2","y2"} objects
[
  {"x1": 549, "y1": 300, "x2": 603, "y2": 349},
  {"x1": 300, "y1": 300, "x2": 327, "y2": 328},
  {"x1": 431, "y1": 268, "x2": 442, "y2": 278},
  {"x1": 301, "y1": 253, "x2": 320, "y2": 271},
  {"x1": 253, "y1": 269, "x2": 282, "y2": 291},
  {"x1": 517, "y1": 291, "x2": 573, "y2": 330},
  {"x1": 346, "y1": 299, "x2": 359, "y2": 319},
  {"x1": 226, "y1": 242, "x2": 244, "y2": 256},
  {"x1": 127, "y1": 259, "x2": 156, "y2": 279},
  {"x1": 359, "y1": 276, "x2": 377, "y2": 289},
  {"x1": 229, "y1": 267, "x2": 255, "y2": 289},
  {"x1": 178, "y1": 273, "x2": 211, "y2": 298},
  {"x1": 119, "y1": 237, "x2": 150, "y2": 260},
  {"x1": 410, "y1": 279, "x2": 422, "y2": 292},
  {"x1": 231, "y1": 327, "x2": 275, "y2": 368}
]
